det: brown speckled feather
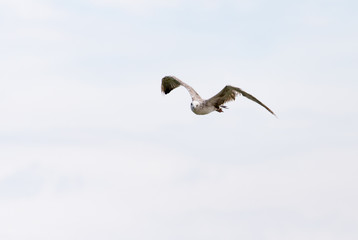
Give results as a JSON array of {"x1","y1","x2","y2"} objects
[{"x1": 206, "y1": 85, "x2": 276, "y2": 116}]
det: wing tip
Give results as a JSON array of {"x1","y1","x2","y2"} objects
[
  {"x1": 266, "y1": 108, "x2": 277, "y2": 118},
  {"x1": 161, "y1": 77, "x2": 174, "y2": 95},
  {"x1": 161, "y1": 85, "x2": 171, "y2": 95},
  {"x1": 163, "y1": 89, "x2": 172, "y2": 94}
]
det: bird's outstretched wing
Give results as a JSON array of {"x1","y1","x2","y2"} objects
[
  {"x1": 161, "y1": 76, "x2": 202, "y2": 101},
  {"x1": 206, "y1": 85, "x2": 276, "y2": 116}
]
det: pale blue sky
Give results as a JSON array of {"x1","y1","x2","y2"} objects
[{"x1": 0, "y1": 0, "x2": 357, "y2": 239}]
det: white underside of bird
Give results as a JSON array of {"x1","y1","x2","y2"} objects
[
  {"x1": 161, "y1": 76, "x2": 276, "y2": 117},
  {"x1": 190, "y1": 101, "x2": 216, "y2": 115}
]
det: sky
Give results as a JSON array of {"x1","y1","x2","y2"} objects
[{"x1": 0, "y1": 0, "x2": 358, "y2": 239}]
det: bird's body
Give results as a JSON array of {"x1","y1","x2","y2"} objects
[
  {"x1": 190, "y1": 100, "x2": 217, "y2": 115},
  {"x1": 161, "y1": 76, "x2": 276, "y2": 116}
]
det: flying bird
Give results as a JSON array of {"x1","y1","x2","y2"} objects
[{"x1": 161, "y1": 76, "x2": 276, "y2": 116}]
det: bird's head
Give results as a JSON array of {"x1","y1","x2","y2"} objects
[{"x1": 190, "y1": 101, "x2": 200, "y2": 111}]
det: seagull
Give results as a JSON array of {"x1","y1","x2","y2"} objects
[{"x1": 161, "y1": 76, "x2": 276, "y2": 116}]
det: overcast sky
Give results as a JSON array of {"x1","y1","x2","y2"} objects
[{"x1": 1, "y1": 0, "x2": 357, "y2": 239}]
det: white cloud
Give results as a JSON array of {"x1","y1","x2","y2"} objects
[
  {"x1": 87, "y1": 0, "x2": 179, "y2": 13},
  {"x1": 0, "y1": 0, "x2": 62, "y2": 20},
  {"x1": 0, "y1": 142, "x2": 357, "y2": 239},
  {"x1": 86, "y1": 0, "x2": 258, "y2": 14}
]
